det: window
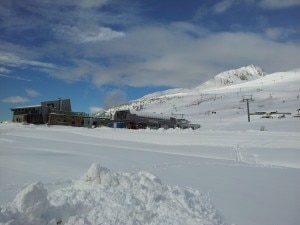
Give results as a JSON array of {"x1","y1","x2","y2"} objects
[{"x1": 47, "y1": 103, "x2": 55, "y2": 109}]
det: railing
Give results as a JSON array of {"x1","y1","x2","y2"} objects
[{"x1": 50, "y1": 110, "x2": 88, "y2": 117}]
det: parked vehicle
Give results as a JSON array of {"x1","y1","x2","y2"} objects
[{"x1": 176, "y1": 119, "x2": 201, "y2": 130}]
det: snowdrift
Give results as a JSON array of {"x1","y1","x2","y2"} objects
[{"x1": 0, "y1": 163, "x2": 226, "y2": 225}]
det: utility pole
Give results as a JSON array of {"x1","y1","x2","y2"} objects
[
  {"x1": 242, "y1": 95, "x2": 253, "y2": 122},
  {"x1": 246, "y1": 99, "x2": 250, "y2": 122}
]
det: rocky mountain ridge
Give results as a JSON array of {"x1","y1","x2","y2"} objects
[{"x1": 193, "y1": 65, "x2": 266, "y2": 91}]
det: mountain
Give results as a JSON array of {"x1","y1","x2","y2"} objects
[
  {"x1": 98, "y1": 66, "x2": 300, "y2": 125},
  {"x1": 139, "y1": 88, "x2": 189, "y2": 100},
  {"x1": 193, "y1": 65, "x2": 266, "y2": 91}
]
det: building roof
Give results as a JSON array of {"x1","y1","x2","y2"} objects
[
  {"x1": 10, "y1": 98, "x2": 71, "y2": 111},
  {"x1": 10, "y1": 105, "x2": 41, "y2": 111},
  {"x1": 41, "y1": 98, "x2": 70, "y2": 104}
]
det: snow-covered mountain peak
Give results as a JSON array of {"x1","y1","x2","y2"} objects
[
  {"x1": 215, "y1": 65, "x2": 265, "y2": 81},
  {"x1": 194, "y1": 65, "x2": 266, "y2": 91}
]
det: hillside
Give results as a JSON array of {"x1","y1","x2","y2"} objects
[{"x1": 101, "y1": 66, "x2": 300, "y2": 128}]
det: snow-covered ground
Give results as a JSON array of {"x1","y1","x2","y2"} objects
[
  {"x1": 1, "y1": 120, "x2": 300, "y2": 225},
  {"x1": 1, "y1": 67, "x2": 300, "y2": 225}
]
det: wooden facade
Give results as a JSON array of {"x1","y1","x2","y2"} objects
[
  {"x1": 48, "y1": 112, "x2": 84, "y2": 127},
  {"x1": 11, "y1": 99, "x2": 72, "y2": 124},
  {"x1": 41, "y1": 99, "x2": 71, "y2": 123},
  {"x1": 11, "y1": 105, "x2": 42, "y2": 124}
]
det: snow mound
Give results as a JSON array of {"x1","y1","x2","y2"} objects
[
  {"x1": 0, "y1": 182, "x2": 53, "y2": 225},
  {"x1": 0, "y1": 163, "x2": 226, "y2": 225},
  {"x1": 14, "y1": 182, "x2": 50, "y2": 218},
  {"x1": 79, "y1": 163, "x2": 120, "y2": 187},
  {"x1": 194, "y1": 65, "x2": 266, "y2": 91}
]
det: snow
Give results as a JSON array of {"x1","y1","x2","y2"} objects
[
  {"x1": 0, "y1": 164, "x2": 224, "y2": 225},
  {"x1": 1, "y1": 67, "x2": 300, "y2": 225},
  {"x1": 193, "y1": 65, "x2": 266, "y2": 91},
  {"x1": 140, "y1": 88, "x2": 189, "y2": 100}
]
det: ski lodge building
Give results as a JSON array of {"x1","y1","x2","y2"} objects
[
  {"x1": 11, "y1": 98, "x2": 82, "y2": 126},
  {"x1": 10, "y1": 98, "x2": 109, "y2": 127}
]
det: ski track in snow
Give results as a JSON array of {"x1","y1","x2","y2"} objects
[
  {"x1": 3, "y1": 128, "x2": 298, "y2": 170},
  {"x1": 1, "y1": 125, "x2": 299, "y2": 225}
]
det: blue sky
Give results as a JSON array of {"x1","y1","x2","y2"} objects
[{"x1": 1, "y1": 0, "x2": 300, "y2": 120}]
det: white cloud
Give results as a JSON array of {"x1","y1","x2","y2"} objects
[
  {"x1": 53, "y1": 23, "x2": 300, "y2": 88},
  {"x1": 2, "y1": 96, "x2": 30, "y2": 104},
  {"x1": 0, "y1": 66, "x2": 10, "y2": 74},
  {"x1": 213, "y1": 0, "x2": 236, "y2": 13},
  {"x1": 0, "y1": 74, "x2": 31, "y2": 81},
  {"x1": 54, "y1": 25, "x2": 124, "y2": 43},
  {"x1": 264, "y1": 27, "x2": 297, "y2": 40},
  {"x1": 1, "y1": 0, "x2": 299, "y2": 90},
  {"x1": 73, "y1": 0, "x2": 109, "y2": 9},
  {"x1": 54, "y1": 59, "x2": 100, "y2": 83},
  {"x1": 89, "y1": 106, "x2": 104, "y2": 114},
  {"x1": 81, "y1": 27, "x2": 125, "y2": 43},
  {"x1": 259, "y1": 0, "x2": 300, "y2": 9},
  {"x1": 25, "y1": 88, "x2": 40, "y2": 97},
  {"x1": 0, "y1": 52, "x2": 56, "y2": 69},
  {"x1": 104, "y1": 90, "x2": 127, "y2": 109},
  {"x1": 0, "y1": 0, "x2": 132, "y2": 48},
  {"x1": 212, "y1": 0, "x2": 300, "y2": 13},
  {"x1": 265, "y1": 28, "x2": 283, "y2": 40}
]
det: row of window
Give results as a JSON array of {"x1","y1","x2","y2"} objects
[{"x1": 14, "y1": 108, "x2": 40, "y2": 112}]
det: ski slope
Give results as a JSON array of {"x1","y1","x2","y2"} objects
[{"x1": 104, "y1": 67, "x2": 300, "y2": 129}]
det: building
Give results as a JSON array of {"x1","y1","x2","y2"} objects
[
  {"x1": 41, "y1": 99, "x2": 71, "y2": 123},
  {"x1": 83, "y1": 115, "x2": 111, "y2": 128},
  {"x1": 10, "y1": 98, "x2": 111, "y2": 127},
  {"x1": 47, "y1": 110, "x2": 86, "y2": 127},
  {"x1": 113, "y1": 110, "x2": 178, "y2": 129},
  {"x1": 10, "y1": 105, "x2": 42, "y2": 124},
  {"x1": 11, "y1": 98, "x2": 72, "y2": 124}
]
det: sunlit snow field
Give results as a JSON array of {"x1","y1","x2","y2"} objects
[
  {"x1": 1, "y1": 120, "x2": 300, "y2": 225},
  {"x1": 1, "y1": 69, "x2": 300, "y2": 225}
]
